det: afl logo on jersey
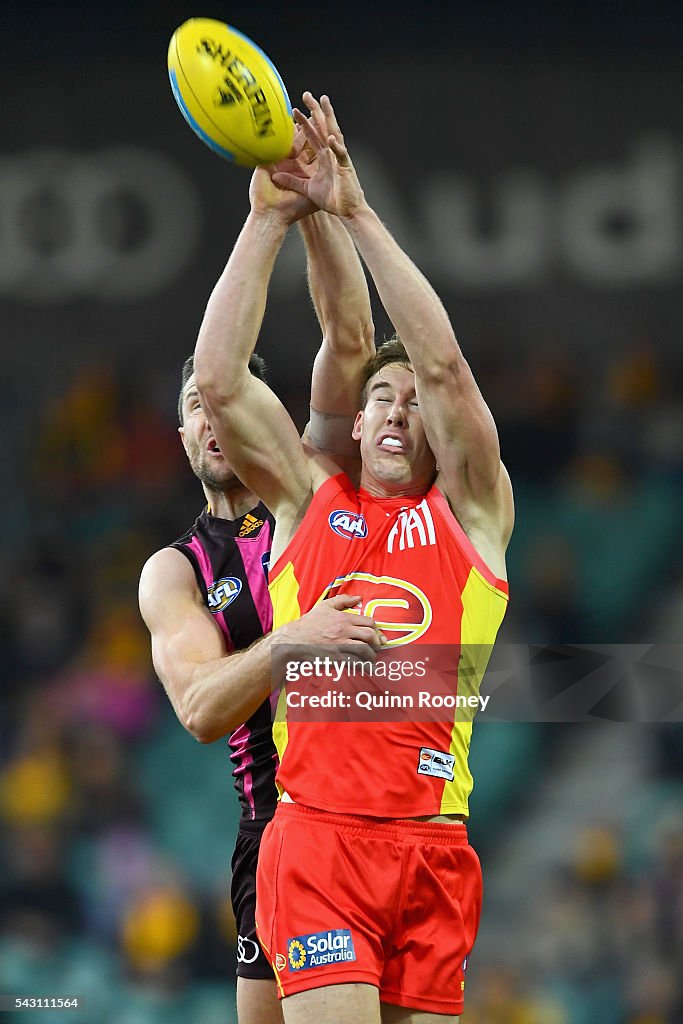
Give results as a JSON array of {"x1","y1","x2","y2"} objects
[
  {"x1": 328, "y1": 510, "x2": 368, "y2": 540},
  {"x1": 207, "y1": 577, "x2": 242, "y2": 612}
]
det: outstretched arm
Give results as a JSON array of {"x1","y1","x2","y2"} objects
[
  {"x1": 273, "y1": 94, "x2": 513, "y2": 533},
  {"x1": 193, "y1": 163, "x2": 314, "y2": 519},
  {"x1": 298, "y1": 98, "x2": 375, "y2": 478},
  {"x1": 301, "y1": 211, "x2": 374, "y2": 477}
]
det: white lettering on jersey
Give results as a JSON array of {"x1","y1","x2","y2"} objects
[{"x1": 387, "y1": 500, "x2": 437, "y2": 554}]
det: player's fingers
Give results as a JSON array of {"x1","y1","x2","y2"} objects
[
  {"x1": 302, "y1": 90, "x2": 321, "y2": 114},
  {"x1": 340, "y1": 612, "x2": 380, "y2": 630},
  {"x1": 290, "y1": 126, "x2": 307, "y2": 158},
  {"x1": 303, "y1": 93, "x2": 327, "y2": 137},
  {"x1": 301, "y1": 93, "x2": 325, "y2": 135},
  {"x1": 292, "y1": 108, "x2": 323, "y2": 147},
  {"x1": 325, "y1": 594, "x2": 362, "y2": 610},
  {"x1": 350, "y1": 626, "x2": 386, "y2": 651},
  {"x1": 320, "y1": 95, "x2": 343, "y2": 140},
  {"x1": 338, "y1": 641, "x2": 378, "y2": 663},
  {"x1": 301, "y1": 139, "x2": 317, "y2": 166},
  {"x1": 328, "y1": 135, "x2": 351, "y2": 166},
  {"x1": 292, "y1": 107, "x2": 316, "y2": 136},
  {"x1": 270, "y1": 171, "x2": 308, "y2": 194}
]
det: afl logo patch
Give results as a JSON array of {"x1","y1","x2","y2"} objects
[
  {"x1": 207, "y1": 576, "x2": 242, "y2": 612},
  {"x1": 328, "y1": 510, "x2": 368, "y2": 540}
]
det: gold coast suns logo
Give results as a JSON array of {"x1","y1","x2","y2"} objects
[{"x1": 325, "y1": 572, "x2": 432, "y2": 647}]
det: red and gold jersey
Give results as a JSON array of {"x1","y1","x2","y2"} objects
[{"x1": 269, "y1": 473, "x2": 508, "y2": 817}]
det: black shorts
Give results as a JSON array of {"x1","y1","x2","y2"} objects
[{"x1": 231, "y1": 820, "x2": 275, "y2": 980}]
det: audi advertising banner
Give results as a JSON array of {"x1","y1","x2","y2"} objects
[{"x1": 2, "y1": 47, "x2": 681, "y2": 403}]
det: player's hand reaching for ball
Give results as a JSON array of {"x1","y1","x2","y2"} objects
[
  {"x1": 271, "y1": 93, "x2": 366, "y2": 219},
  {"x1": 248, "y1": 124, "x2": 318, "y2": 224}
]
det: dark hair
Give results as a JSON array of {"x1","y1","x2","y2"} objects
[
  {"x1": 359, "y1": 336, "x2": 412, "y2": 408},
  {"x1": 177, "y1": 352, "x2": 268, "y2": 424}
]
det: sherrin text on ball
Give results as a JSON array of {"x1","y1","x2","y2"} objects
[{"x1": 168, "y1": 18, "x2": 294, "y2": 167}]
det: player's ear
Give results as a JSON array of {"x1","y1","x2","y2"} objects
[
  {"x1": 178, "y1": 426, "x2": 188, "y2": 452},
  {"x1": 352, "y1": 410, "x2": 363, "y2": 441}
]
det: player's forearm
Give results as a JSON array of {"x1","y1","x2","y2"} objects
[
  {"x1": 179, "y1": 634, "x2": 275, "y2": 743},
  {"x1": 300, "y1": 211, "x2": 375, "y2": 417},
  {"x1": 299, "y1": 211, "x2": 373, "y2": 353},
  {"x1": 194, "y1": 210, "x2": 288, "y2": 403},
  {"x1": 342, "y1": 204, "x2": 462, "y2": 376}
]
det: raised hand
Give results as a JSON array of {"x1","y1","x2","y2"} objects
[
  {"x1": 271, "y1": 93, "x2": 366, "y2": 218},
  {"x1": 248, "y1": 123, "x2": 318, "y2": 224}
]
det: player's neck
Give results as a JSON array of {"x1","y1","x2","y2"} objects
[
  {"x1": 359, "y1": 470, "x2": 432, "y2": 500},
  {"x1": 204, "y1": 485, "x2": 259, "y2": 521}
]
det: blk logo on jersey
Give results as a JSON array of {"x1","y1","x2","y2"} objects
[
  {"x1": 287, "y1": 929, "x2": 356, "y2": 971},
  {"x1": 418, "y1": 747, "x2": 455, "y2": 781},
  {"x1": 207, "y1": 576, "x2": 242, "y2": 612},
  {"x1": 328, "y1": 510, "x2": 368, "y2": 540},
  {"x1": 387, "y1": 499, "x2": 436, "y2": 553}
]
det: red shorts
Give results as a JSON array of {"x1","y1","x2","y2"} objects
[{"x1": 255, "y1": 802, "x2": 482, "y2": 1015}]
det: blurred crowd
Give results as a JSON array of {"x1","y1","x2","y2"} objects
[{"x1": 1, "y1": 338, "x2": 682, "y2": 1022}]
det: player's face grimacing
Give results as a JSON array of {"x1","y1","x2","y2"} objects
[
  {"x1": 178, "y1": 375, "x2": 241, "y2": 492},
  {"x1": 352, "y1": 364, "x2": 437, "y2": 495}
]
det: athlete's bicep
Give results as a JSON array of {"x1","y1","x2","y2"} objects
[{"x1": 139, "y1": 549, "x2": 227, "y2": 712}]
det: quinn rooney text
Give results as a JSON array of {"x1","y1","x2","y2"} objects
[{"x1": 285, "y1": 690, "x2": 491, "y2": 711}]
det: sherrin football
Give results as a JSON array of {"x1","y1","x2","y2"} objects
[{"x1": 168, "y1": 19, "x2": 294, "y2": 167}]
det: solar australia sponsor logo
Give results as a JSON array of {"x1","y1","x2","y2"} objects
[
  {"x1": 328, "y1": 510, "x2": 368, "y2": 540},
  {"x1": 287, "y1": 928, "x2": 356, "y2": 971},
  {"x1": 418, "y1": 747, "x2": 455, "y2": 781},
  {"x1": 207, "y1": 576, "x2": 242, "y2": 612}
]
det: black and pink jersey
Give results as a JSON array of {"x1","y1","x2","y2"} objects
[{"x1": 169, "y1": 503, "x2": 277, "y2": 825}]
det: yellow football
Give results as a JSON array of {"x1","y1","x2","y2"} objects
[{"x1": 168, "y1": 19, "x2": 294, "y2": 167}]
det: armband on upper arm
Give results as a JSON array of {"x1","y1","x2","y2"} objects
[{"x1": 306, "y1": 407, "x2": 359, "y2": 458}]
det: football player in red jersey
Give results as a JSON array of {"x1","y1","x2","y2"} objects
[{"x1": 193, "y1": 94, "x2": 514, "y2": 1023}]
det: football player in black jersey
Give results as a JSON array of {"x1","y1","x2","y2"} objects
[{"x1": 139, "y1": 115, "x2": 381, "y2": 1024}]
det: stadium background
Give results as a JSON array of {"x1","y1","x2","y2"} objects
[{"x1": 1, "y1": 1, "x2": 682, "y2": 1021}]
